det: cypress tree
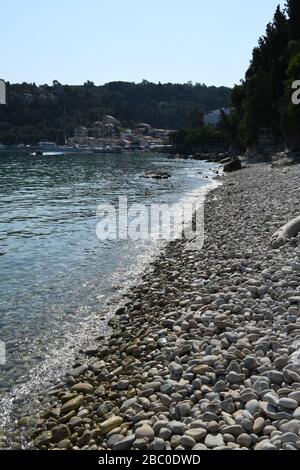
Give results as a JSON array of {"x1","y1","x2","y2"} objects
[{"x1": 286, "y1": 0, "x2": 300, "y2": 40}]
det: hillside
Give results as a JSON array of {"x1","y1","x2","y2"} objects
[{"x1": 0, "y1": 81, "x2": 230, "y2": 144}]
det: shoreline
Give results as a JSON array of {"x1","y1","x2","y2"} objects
[{"x1": 4, "y1": 162, "x2": 300, "y2": 450}]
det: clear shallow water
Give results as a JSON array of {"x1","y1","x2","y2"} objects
[{"x1": 0, "y1": 151, "x2": 217, "y2": 418}]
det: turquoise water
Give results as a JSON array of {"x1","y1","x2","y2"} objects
[{"x1": 0, "y1": 151, "x2": 216, "y2": 397}]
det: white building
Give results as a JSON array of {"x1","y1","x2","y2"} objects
[{"x1": 0, "y1": 80, "x2": 6, "y2": 105}]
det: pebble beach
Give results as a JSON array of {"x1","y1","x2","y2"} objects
[{"x1": 7, "y1": 162, "x2": 300, "y2": 451}]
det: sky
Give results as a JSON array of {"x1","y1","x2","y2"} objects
[{"x1": 0, "y1": 0, "x2": 287, "y2": 88}]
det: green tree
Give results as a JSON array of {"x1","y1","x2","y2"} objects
[
  {"x1": 286, "y1": 0, "x2": 300, "y2": 40},
  {"x1": 188, "y1": 108, "x2": 204, "y2": 128}
]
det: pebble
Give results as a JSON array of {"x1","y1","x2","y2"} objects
[
  {"x1": 204, "y1": 434, "x2": 225, "y2": 449},
  {"x1": 70, "y1": 383, "x2": 94, "y2": 394},
  {"x1": 185, "y1": 428, "x2": 207, "y2": 442},
  {"x1": 279, "y1": 398, "x2": 298, "y2": 410},
  {"x1": 60, "y1": 395, "x2": 84, "y2": 415},
  {"x1": 253, "y1": 417, "x2": 265, "y2": 434},
  {"x1": 15, "y1": 165, "x2": 300, "y2": 452},
  {"x1": 99, "y1": 416, "x2": 123, "y2": 435},
  {"x1": 135, "y1": 425, "x2": 155, "y2": 441},
  {"x1": 255, "y1": 440, "x2": 277, "y2": 450},
  {"x1": 113, "y1": 435, "x2": 135, "y2": 450},
  {"x1": 169, "y1": 362, "x2": 183, "y2": 380},
  {"x1": 280, "y1": 420, "x2": 300, "y2": 435},
  {"x1": 236, "y1": 434, "x2": 252, "y2": 448},
  {"x1": 167, "y1": 421, "x2": 187, "y2": 435},
  {"x1": 57, "y1": 439, "x2": 71, "y2": 449},
  {"x1": 107, "y1": 434, "x2": 124, "y2": 448},
  {"x1": 51, "y1": 424, "x2": 70, "y2": 443},
  {"x1": 180, "y1": 435, "x2": 196, "y2": 448},
  {"x1": 246, "y1": 399, "x2": 259, "y2": 415}
]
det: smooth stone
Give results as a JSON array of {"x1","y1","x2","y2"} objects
[
  {"x1": 51, "y1": 424, "x2": 70, "y2": 443},
  {"x1": 222, "y1": 425, "x2": 243, "y2": 437},
  {"x1": 264, "y1": 370, "x2": 284, "y2": 385},
  {"x1": 293, "y1": 408, "x2": 300, "y2": 419},
  {"x1": 264, "y1": 392, "x2": 279, "y2": 408},
  {"x1": 240, "y1": 389, "x2": 258, "y2": 403},
  {"x1": 34, "y1": 431, "x2": 52, "y2": 448},
  {"x1": 175, "y1": 402, "x2": 191, "y2": 418},
  {"x1": 289, "y1": 391, "x2": 300, "y2": 404},
  {"x1": 281, "y1": 433, "x2": 298, "y2": 444},
  {"x1": 255, "y1": 440, "x2": 277, "y2": 450},
  {"x1": 142, "y1": 381, "x2": 161, "y2": 391},
  {"x1": 61, "y1": 395, "x2": 84, "y2": 415},
  {"x1": 56, "y1": 439, "x2": 71, "y2": 449},
  {"x1": 99, "y1": 416, "x2": 123, "y2": 435},
  {"x1": 241, "y1": 418, "x2": 253, "y2": 433},
  {"x1": 158, "y1": 428, "x2": 172, "y2": 440},
  {"x1": 280, "y1": 420, "x2": 300, "y2": 434},
  {"x1": 167, "y1": 421, "x2": 187, "y2": 435},
  {"x1": 192, "y1": 365, "x2": 210, "y2": 375},
  {"x1": 91, "y1": 360, "x2": 105, "y2": 372},
  {"x1": 236, "y1": 434, "x2": 252, "y2": 448},
  {"x1": 192, "y1": 444, "x2": 208, "y2": 450},
  {"x1": 107, "y1": 434, "x2": 124, "y2": 448},
  {"x1": 244, "y1": 356, "x2": 258, "y2": 370},
  {"x1": 169, "y1": 362, "x2": 183, "y2": 380},
  {"x1": 253, "y1": 378, "x2": 270, "y2": 395},
  {"x1": 69, "y1": 365, "x2": 88, "y2": 377},
  {"x1": 253, "y1": 417, "x2": 265, "y2": 434},
  {"x1": 78, "y1": 430, "x2": 91, "y2": 447},
  {"x1": 135, "y1": 425, "x2": 155, "y2": 441},
  {"x1": 227, "y1": 371, "x2": 245, "y2": 384},
  {"x1": 246, "y1": 399, "x2": 259, "y2": 415},
  {"x1": 69, "y1": 417, "x2": 82, "y2": 428},
  {"x1": 185, "y1": 428, "x2": 207, "y2": 442},
  {"x1": 113, "y1": 435, "x2": 135, "y2": 450},
  {"x1": 279, "y1": 398, "x2": 298, "y2": 410},
  {"x1": 180, "y1": 435, "x2": 196, "y2": 448},
  {"x1": 204, "y1": 434, "x2": 225, "y2": 449},
  {"x1": 70, "y1": 383, "x2": 94, "y2": 394},
  {"x1": 152, "y1": 438, "x2": 166, "y2": 450}
]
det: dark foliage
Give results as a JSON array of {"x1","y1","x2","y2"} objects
[
  {"x1": 230, "y1": 0, "x2": 300, "y2": 148},
  {"x1": 0, "y1": 80, "x2": 230, "y2": 144}
]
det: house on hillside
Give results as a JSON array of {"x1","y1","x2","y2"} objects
[{"x1": 102, "y1": 115, "x2": 121, "y2": 126}]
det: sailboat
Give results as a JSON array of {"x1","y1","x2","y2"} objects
[{"x1": 31, "y1": 110, "x2": 81, "y2": 155}]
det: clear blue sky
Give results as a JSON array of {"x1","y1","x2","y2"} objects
[{"x1": 1, "y1": 0, "x2": 286, "y2": 88}]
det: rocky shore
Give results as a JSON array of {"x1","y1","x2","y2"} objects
[{"x1": 8, "y1": 163, "x2": 300, "y2": 450}]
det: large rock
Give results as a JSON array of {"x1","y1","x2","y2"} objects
[
  {"x1": 223, "y1": 157, "x2": 242, "y2": 173},
  {"x1": 142, "y1": 171, "x2": 171, "y2": 180}
]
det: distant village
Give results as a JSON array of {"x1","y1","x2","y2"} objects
[
  {"x1": 69, "y1": 109, "x2": 230, "y2": 151},
  {"x1": 69, "y1": 115, "x2": 174, "y2": 151}
]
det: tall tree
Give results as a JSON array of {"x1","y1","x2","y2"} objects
[{"x1": 286, "y1": 0, "x2": 300, "y2": 40}]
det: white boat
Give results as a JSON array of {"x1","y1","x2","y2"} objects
[{"x1": 31, "y1": 151, "x2": 66, "y2": 156}]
